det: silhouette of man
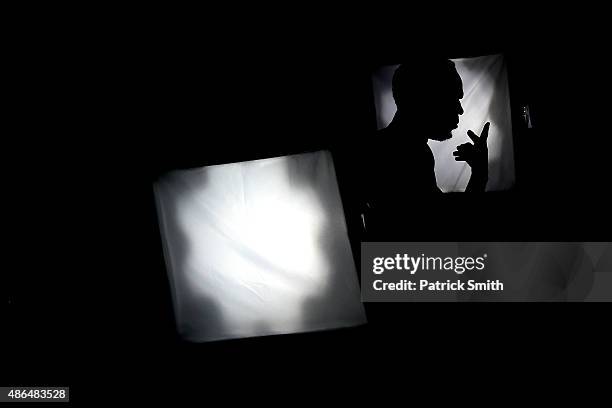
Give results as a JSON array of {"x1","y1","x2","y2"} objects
[{"x1": 363, "y1": 59, "x2": 489, "y2": 233}]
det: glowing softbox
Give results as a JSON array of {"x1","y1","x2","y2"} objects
[
  {"x1": 154, "y1": 150, "x2": 366, "y2": 342},
  {"x1": 372, "y1": 54, "x2": 515, "y2": 192}
]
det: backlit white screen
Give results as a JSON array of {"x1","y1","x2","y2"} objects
[
  {"x1": 154, "y1": 150, "x2": 366, "y2": 342},
  {"x1": 372, "y1": 54, "x2": 516, "y2": 192}
]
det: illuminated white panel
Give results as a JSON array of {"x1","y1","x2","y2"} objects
[
  {"x1": 372, "y1": 54, "x2": 515, "y2": 192},
  {"x1": 154, "y1": 150, "x2": 366, "y2": 342}
]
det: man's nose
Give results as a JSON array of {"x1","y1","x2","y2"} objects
[{"x1": 457, "y1": 102, "x2": 464, "y2": 115}]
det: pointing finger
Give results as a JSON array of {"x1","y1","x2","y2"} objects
[
  {"x1": 467, "y1": 130, "x2": 479, "y2": 144},
  {"x1": 481, "y1": 122, "x2": 490, "y2": 143}
]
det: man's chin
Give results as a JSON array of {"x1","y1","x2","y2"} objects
[{"x1": 429, "y1": 131, "x2": 453, "y2": 142}]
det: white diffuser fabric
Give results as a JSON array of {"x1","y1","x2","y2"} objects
[
  {"x1": 154, "y1": 150, "x2": 366, "y2": 342},
  {"x1": 371, "y1": 54, "x2": 515, "y2": 192}
]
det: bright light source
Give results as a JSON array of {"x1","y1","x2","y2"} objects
[{"x1": 154, "y1": 150, "x2": 366, "y2": 342}]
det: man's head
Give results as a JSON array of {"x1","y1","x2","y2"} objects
[{"x1": 392, "y1": 59, "x2": 464, "y2": 141}]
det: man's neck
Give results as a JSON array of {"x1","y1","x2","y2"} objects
[{"x1": 388, "y1": 111, "x2": 429, "y2": 145}]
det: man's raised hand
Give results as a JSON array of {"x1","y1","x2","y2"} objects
[{"x1": 453, "y1": 121, "x2": 490, "y2": 173}]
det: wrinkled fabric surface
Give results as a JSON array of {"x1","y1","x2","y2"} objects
[
  {"x1": 154, "y1": 151, "x2": 366, "y2": 342},
  {"x1": 372, "y1": 54, "x2": 515, "y2": 192}
]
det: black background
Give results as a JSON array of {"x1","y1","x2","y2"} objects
[{"x1": 5, "y1": 8, "x2": 611, "y2": 402}]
